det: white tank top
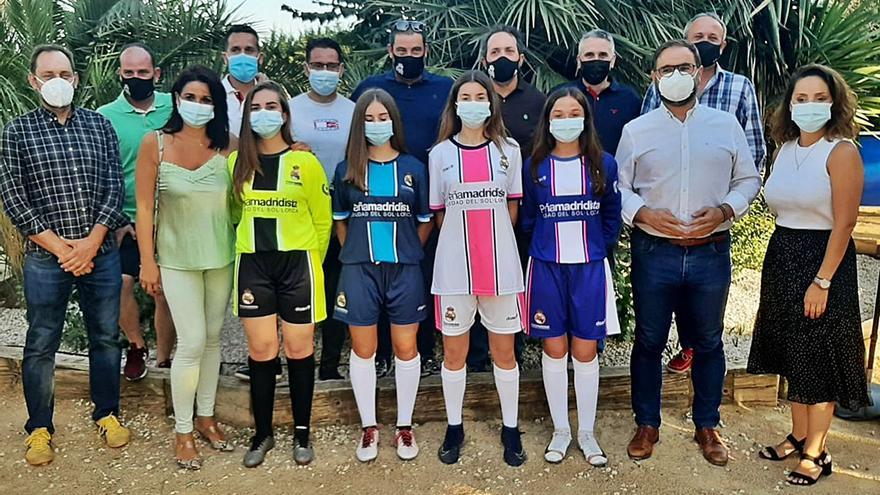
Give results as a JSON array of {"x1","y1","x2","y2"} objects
[{"x1": 764, "y1": 137, "x2": 847, "y2": 230}]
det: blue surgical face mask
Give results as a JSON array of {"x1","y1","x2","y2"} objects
[
  {"x1": 228, "y1": 53, "x2": 259, "y2": 83},
  {"x1": 365, "y1": 120, "x2": 394, "y2": 146},
  {"x1": 549, "y1": 117, "x2": 585, "y2": 143},
  {"x1": 456, "y1": 101, "x2": 491, "y2": 129},
  {"x1": 790, "y1": 102, "x2": 832, "y2": 133},
  {"x1": 309, "y1": 70, "x2": 340, "y2": 97},
  {"x1": 178, "y1": 99, "x2": 214, "y2": 128},
  {"x1": 250, "y1": 109, "x2": 285, "y2": 139}
]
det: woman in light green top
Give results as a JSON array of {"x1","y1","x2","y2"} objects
[{"x1": 135, "y1": 66, "x2": 237, "y2": 470}]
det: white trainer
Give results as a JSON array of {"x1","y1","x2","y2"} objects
[
  {"x1": 356, "y1": 426, "x2": 379, "y2": 462},
  {"x1": 578, "y1": 430, "x2": 607, "y2": 466},
  {"x1": 394, "y1": 428, "x2": 419, "y2": 461},
  {"x1": 543, "y1": 429, "x2": 572, "y2": 463}
]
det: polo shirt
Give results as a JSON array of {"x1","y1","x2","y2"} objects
[
  {"x1": 223, "y1": 74, "x2": 245, "y2": 137},
  {"x1": 556, "y1": 78, "x2": 641, "y2": 155},
  {"x1": 351, "y1": 70, "x2": 454, "y2": 164},
  {"x1": 97, "y1": 91, "x2": 173, "y2": 221},
  {"x1": 499, "y1": 78, "x2": 545, "y2": 158}
]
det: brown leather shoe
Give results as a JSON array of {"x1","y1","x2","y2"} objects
[
  {"x1": 694, "y1": 428, "x2": 728, "y2": 466},
  {"x1": 627, "y1": 425, "x2": 659, "y2": 460}
]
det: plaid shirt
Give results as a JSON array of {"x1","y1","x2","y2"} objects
[
  {"x1": 0, "y1": 107, "x2": 127, "y2": 254},
  {"x1": 641, "y1": 67, "x2": 767, "y2": 171}
]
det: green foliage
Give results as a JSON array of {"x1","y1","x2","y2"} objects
[
  {"x1": 612, "y1": 230, "x2": 636, "y2": 340},
  {"x1": 731, "y1": 197, "x2": 775, "y2": 273}
]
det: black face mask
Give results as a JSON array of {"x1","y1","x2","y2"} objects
[
  {"x1": 695, "y1": 41, "x2": 722, "y2": 67},
  {"x1": 580, "y1": 60, "x2": 611, "y2": 86},
  {"x1": 122, "y1": 76, "x2": 155, "y2": 101},
  {"x1": 393, "y1": 55, "x2": 425, "y2": 80},
  {"x1": 487, "y1": 56, "x2": 519, "y2": 84}
]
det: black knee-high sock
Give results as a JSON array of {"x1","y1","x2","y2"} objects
[
  {"x1": 287, "y1": 354, "x2": 315, "y2": 445},
  {"x1": 249, "y1": 357, "x2": 277, "y2": 440}
]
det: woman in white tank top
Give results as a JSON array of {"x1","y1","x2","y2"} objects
[{"x1": 747, "y1": 64, "x2": 870, "y2": 486}]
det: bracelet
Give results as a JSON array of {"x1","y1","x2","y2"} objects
[{"x1": 718, "y1": 206, "x2": 729, "y2": 222}]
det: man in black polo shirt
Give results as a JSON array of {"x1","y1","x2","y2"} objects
[
  {"x1": 556, "y1": 29, "x2": 640, "y2": 155},
  {"x1": 482, "y1": 25, "x2": 546, "y2": 157}
]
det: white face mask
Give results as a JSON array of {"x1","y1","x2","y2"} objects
[
  {"x1": 456, "y1": 101, "x2": 492, "y2": 129},
  {"x1": 549, "y1": 117, "x2": 585, "y2": 143},
  {"x1": 657, "y1": 70, "x2": 696, "y2": 104},
  {"x1": 790, "y1": 102, "x2": 832, "y2": 133},
  {"x1": 36, "y1": 76, "x2": 75, "y2": 108}
]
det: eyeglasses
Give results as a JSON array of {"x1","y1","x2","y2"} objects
[
  {"x1": 657, "y1": 63, "x2": 697, "y2": 77},
  {"x1": 392, "y1": 20, "x2": 426, "y2": 33},
  {"x1": 308, "y1": 62, "x2": 342, "y2": 71}
]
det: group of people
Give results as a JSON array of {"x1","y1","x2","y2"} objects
[{"x1": 0, "y1": 12, "x2": 871, "y2": 488}]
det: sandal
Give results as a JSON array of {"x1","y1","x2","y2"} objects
[
  {"x1": 759, "y1": 433, "x2": 805, "y2": 461},
  {"x1": 786, "y1": 453, "x2": 830, "y2": 486},
  {"x1": 195, "y1": 418, "x2": 235, "y2": 452},
  {"x1": 175, "y1": 433, "x2": 203, "y2": 470}
]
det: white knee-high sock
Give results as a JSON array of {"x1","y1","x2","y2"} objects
[
  {"x1": 542, "y1": 352, "x2": 570, "y2": 432},
  {"x1": 395, "y1": 354, "x2": 421, "y2": 427},
  {"x1": 573, "y1": 355, "x2": 600, "y2": 432},
  {"x1": 494, "y1": 364, "x2": 520, "y2": 428},
  {"x1": 349, "y1": 351, "x2": 377, "y2": 427},
  {"x1": 441, "y1": 364, "x2": 466, "y2": 426}
]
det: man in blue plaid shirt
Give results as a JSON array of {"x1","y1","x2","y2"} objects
[
  {"x1": 642, "y1": 13, "x2": 768, "y2": 375},
  {"x1": 0, "y1": 45, "x2": 132, "y2": 466}
]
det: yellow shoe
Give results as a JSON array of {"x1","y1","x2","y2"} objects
[
  {"x1": 96, "y1": 415, "x2": 131, "y2": 448},
  {"x1": 25, "y1": 428, "x2": 54, "y2": 466}
]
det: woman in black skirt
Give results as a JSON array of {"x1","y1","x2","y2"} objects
[{"x1": 748, "y1": 64, "x2": 870, "y2": 486}]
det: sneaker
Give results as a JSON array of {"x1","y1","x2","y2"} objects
[
  {"x1": 24, "y1": 427, "x2": 54, "y2": 466},
  {"x1": 293, "y1": 437, "x2": 314, "y2": 465},
  {"x1": 420, "y1": 358, "x2": 440, "y2": 378},
  {"x1": 543, "y1": 429, "x2": 571, "y2": 464},
  {"x1": 235, "y1": 361, "x2": 283, "y2": 382},
  {"x1": 243, "y1": 435, "x2": 275, "y2": 468},
  {"x1": 501, "y1": 426, "x2": 527, "y2": 467},
  {"x1": 395, "y1": 427, "x2": 419, "y2": 460},
  {"x1": 375, "y1": 359, "x2": 392, "y2": 379},
  {"x1": 124, "y1": 344, "x2": 148, "y2": 381},
  {"x1": 157, "y1": 359, "x2": 172, "y2": 369},
  {"x1": 96, "y1": 414, "x2": 131, "y2": 448},
  {"x1": 666, "y1": 348, "x2": 694, "y2": 374},
  {"x1": 356, "y1": 426, "x2": 379, "y2": 462},
  {"x1": 578, "y1": 430, "x2": 608, "y2": 466},
  {"x1": 437, "y1": 424, "x2": 464, "y2": 464}
]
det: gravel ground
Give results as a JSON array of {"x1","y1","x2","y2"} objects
[
  {"x1": 1, "y1": 256, "x2": 878, "y2": 375},
  {"x1": 1, "y1": 389, "x2": 878, "y2": 495}
]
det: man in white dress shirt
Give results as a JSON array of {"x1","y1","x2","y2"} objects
[{"x1": 615, "y1": 40, "x2": 760, "y2": 467}]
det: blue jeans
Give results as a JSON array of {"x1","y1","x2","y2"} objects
[
  {"x1": 22, "y1": 249, "x2": 122, "y2": 433},
  {"x1": 630, "y1": 229, "x2": 730, "y2": 429}
]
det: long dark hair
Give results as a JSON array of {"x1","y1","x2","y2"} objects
[
  {"x1": 163, "y1": 65, "x2": 229, "y2": 150},
  {"x1": 530, "y1": 88, "x2": 606, "y2": 195},
  {"x1": 435, "y1": 70, "x2": 509, "y2": 150},
  {"x1": 771, "y1": 64, "x2": 859, "y2": 144},
  {"x1": 232, "y1": 81, "x2": 294, "y2": 198},
  {"x1": 345, "y1": 88, "x2": 408, "y2": 192}
]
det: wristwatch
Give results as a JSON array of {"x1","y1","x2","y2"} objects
[{"x1": 813, "y1": 276, "x2": 831, "y2": 290}]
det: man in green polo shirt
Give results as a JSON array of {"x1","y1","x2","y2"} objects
[{"x1": 97, "y1": 42, "x2": 176, "y2": 381}]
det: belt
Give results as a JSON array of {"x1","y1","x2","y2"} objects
[{"x1": 666, "y1": 232, "x2": 729, "y2": 247}]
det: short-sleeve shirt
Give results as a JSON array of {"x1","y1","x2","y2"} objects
[
  {"x1": 332, "y1": 154, "x2": 432, "y2": 265},
  {"x1": 288, "y1": 92, "x2": 355, "y2": 182},
  {"x1": 429, "y1": 137, "x2": 524, "y2": 296},
  {"x1": 519, "y1": 153, "x2": 622, "y2": 264}
]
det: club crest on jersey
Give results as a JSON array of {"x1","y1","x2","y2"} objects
[
  {"x1": 241, "y1": 289, "x2": 255, "y2": 306},
  {"x1": 403, "y1": 174, "x2": 414, "y2": 188},
  {"x1": 533, "y1": 310, "x2": 547, "y2": 325},
  {"x1": 336, "y1": 292, "x2": 346, "y2": 308},
  {"x1": 444, "y1": 306, "x2": 456, "y2": 322},
  {"x1": 499, "y1": 155, "x2": 510, "y2": 171},
  {"x1": 290, "y1": 165, "x2": 302, "y2": 182}
]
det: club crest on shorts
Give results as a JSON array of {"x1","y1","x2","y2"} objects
[
  {"x1": 336, "y1": 292, "x2": 346, "y2": 308},
  {"x1": 241, "y1": 289, "x2": 255, "y2": 306},
  {"x1": 444, "y1": 306, "x2": 456, "y2": 322},
  {"x1": 533, "y1": 309, "x2": 546, "y2": 325},
  {"x1": 403, "y1": 173, "x2": 413, "y2": 188}
]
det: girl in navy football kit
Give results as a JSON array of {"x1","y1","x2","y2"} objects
[
  {"x1": 520, "y1": 88, "x2": 622, "y2": 466},
  {"x1": 332, "y1": 89, "x2": 433, "y2": 462}
]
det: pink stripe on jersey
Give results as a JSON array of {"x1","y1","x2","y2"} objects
[
  {"x1": 460, "y1": 146, "x2": 492, "y2": 183},
  {"x1": 465, "y1": 209, "x2": 497, "y2": 295},
  {"x1": 583, "y1": 220, "x2": 591, "y2": 263},
  {"x1": 554, "y1": 222, "x2": 561, "y2": 263},
  {"x1": 550, "y1": 159, "x2": 557, "y2": 196},
  {"x1": 580, "y1": 157, "x2": 588, "y2": 195}
]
